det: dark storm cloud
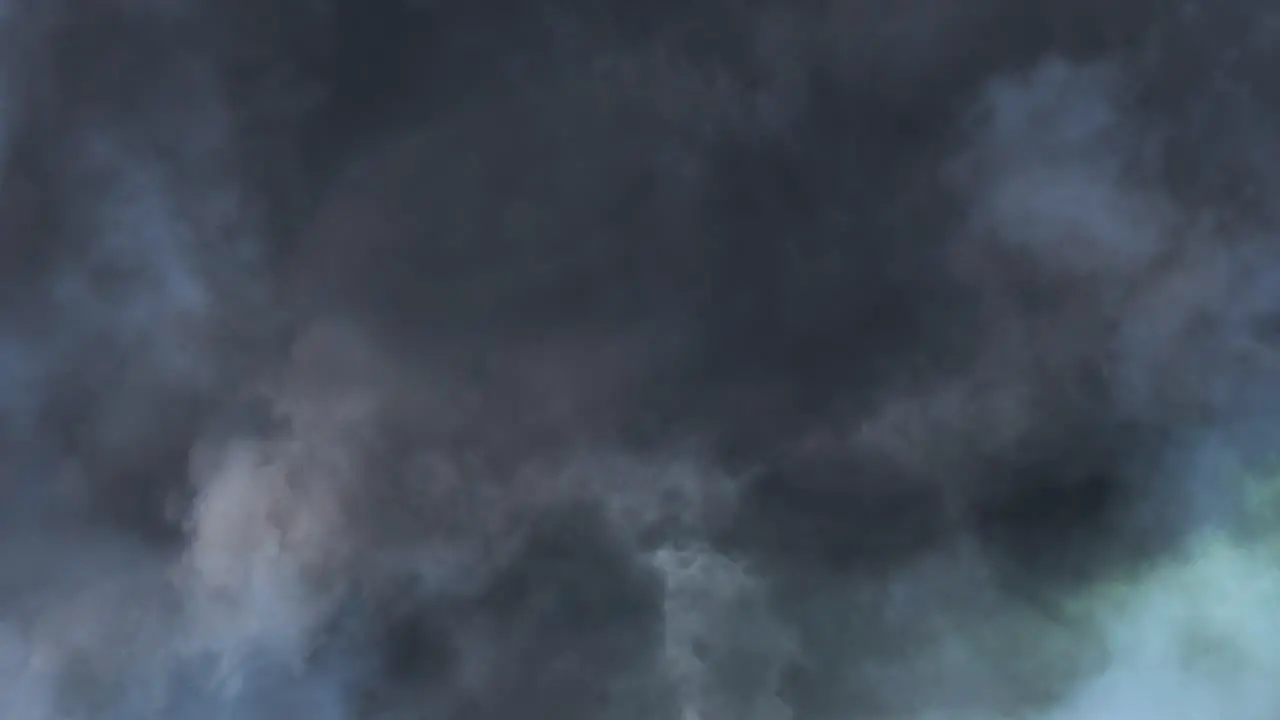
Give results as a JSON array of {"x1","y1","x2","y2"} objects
[{"x1": 5, "y1": 0, "x2": 1280, "y2": 718}]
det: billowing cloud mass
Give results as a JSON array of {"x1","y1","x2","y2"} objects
[{"x1": 5, "y1": 0, "x2": 1280, "y2": 717}]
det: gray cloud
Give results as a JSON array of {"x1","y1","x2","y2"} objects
[{"x1": 5, "y1": 1, "x2": 1280, "y2": 718}]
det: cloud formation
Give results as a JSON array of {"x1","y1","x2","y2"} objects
[{"x1": 5, "y1": 0, "x2": 1280, "y2": 717}]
